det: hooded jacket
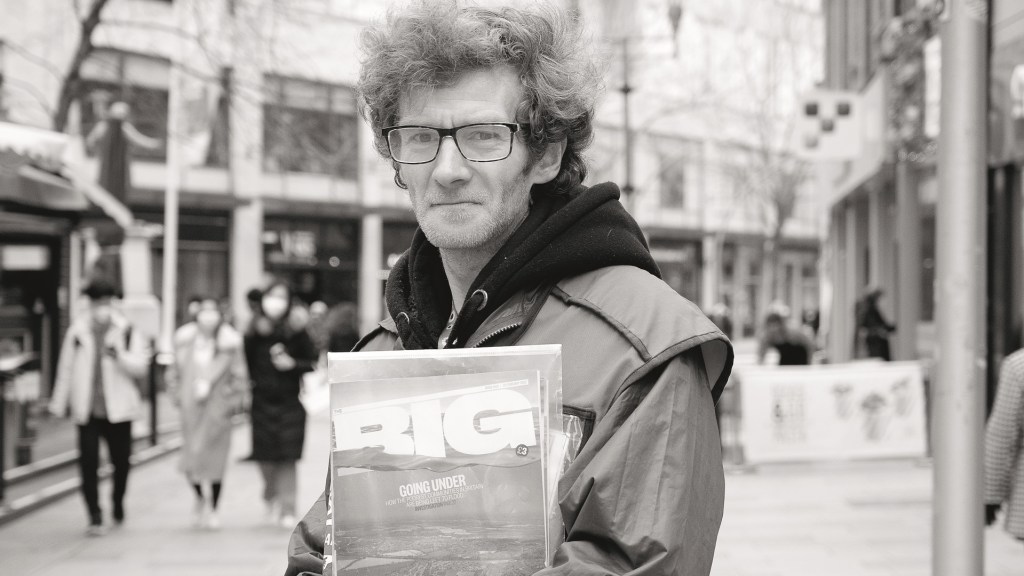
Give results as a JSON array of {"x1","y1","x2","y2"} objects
[{"x1": 287, "y1": 182, "x2": 733, "y2": 575}]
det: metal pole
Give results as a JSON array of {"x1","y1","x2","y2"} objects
[
  {"x1": 933, "y1": 2, "x2": 989, "y2": 575},
  {"x1": 621, "y1": 37, "x2": 634, "y2": 202},
  {"x1": 159, "y1": 0, "x2": 184, "y2": 365}
]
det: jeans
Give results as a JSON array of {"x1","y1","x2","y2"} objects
[
  {"x1": 258, "y1": 460, "x2": 297, "y2": 517},
  {"x1": 78, "y1": 417, "x2": 133, "y2": 524}
]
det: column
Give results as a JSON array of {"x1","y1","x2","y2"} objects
[
  {"x1": 231, "y1": 199, "x2": 264, "y2": 329},
  {"x1": 701, "y1": 233, "x2": 721, "y2": 311},
  {"x1": 895, "y1": 161, "x2": 921, "y2": 360},
  {"x1": 358, "y1": 214, "x2": 384, "y2": 337}
]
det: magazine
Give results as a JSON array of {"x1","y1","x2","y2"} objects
[{"x1": 326, "y1": 345, "x2": 564, "y2": 576}]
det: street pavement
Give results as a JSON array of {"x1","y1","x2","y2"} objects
[
  {"x1": 713, "y1": 460, "x2": 1024, "y2": 576},
  {"x1": 0, "y1": 380, "x2": 331, "y2": 576},
  {"x1": 1, "y1": 364, "x2": 1022, "y2": 575}
]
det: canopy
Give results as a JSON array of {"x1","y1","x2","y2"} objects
[{"x1": 0, "y1": 121, "x2": 132, "y2": 225}]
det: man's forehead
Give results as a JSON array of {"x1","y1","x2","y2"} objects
[{"x1": 396, "y1": 67, "x2": 524, "y2": 123}]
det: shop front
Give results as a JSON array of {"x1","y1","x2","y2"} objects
[
  {"x1": 263, "y1": 216, "x2": 361, "y2": 306},
  {"x1": 0, "y1": 122, "x2": 90, "y2": 473}
]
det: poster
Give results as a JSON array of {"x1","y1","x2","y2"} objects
[{"x1": 737, "y1": 361, "x2": 927, "y2": 464}]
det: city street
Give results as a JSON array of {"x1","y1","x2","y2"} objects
[{"x1": 1, "y1": 374, "x2": 1021, "y2": 576}]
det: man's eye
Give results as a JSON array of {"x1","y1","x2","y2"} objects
[
  {"x1": 465, "y1": 128, "x2": 501, "y2": 141},
  {"x1": 408, "y1": 132, "x2": 436, "y2": 144}
]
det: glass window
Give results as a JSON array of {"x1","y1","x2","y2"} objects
[{"x1": 263, "y1": 75, "x2": 359, "y2": 178}]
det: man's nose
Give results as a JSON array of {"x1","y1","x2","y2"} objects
[{"x1": 431, "y1": 136, "x2": 471, "y2": 186}]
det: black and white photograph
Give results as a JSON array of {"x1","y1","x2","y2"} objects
[{"x1": 0, "y1": 1, "x2": 1022, "y2": 575}]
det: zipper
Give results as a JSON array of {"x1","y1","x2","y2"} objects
[{"x1": 469, "y1": 322, "x2": 521, "y2": 348}]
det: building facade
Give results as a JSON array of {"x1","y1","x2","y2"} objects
[
  {"x1": 817, "y1": 0, "x2": 943, "y2": 363},
  {"x1": 581, "y1": 0, "x2": 826, "y2": 338}
]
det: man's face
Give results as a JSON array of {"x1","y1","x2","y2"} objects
[{"x1": 396, "y1": 67, "x2": 552, "y2": 253}]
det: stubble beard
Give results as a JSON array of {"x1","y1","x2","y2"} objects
[{"x1": 416, "y1": 174, "x2": 531, "y2": 252}]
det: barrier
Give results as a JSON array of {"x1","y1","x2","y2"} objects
[{"x1": 725, "y1": 361, "x2": 928, "y2": 465}]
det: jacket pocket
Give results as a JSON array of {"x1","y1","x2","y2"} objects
[{"x1": 562, "y1": 405, "x2": 595, "y2": 469}]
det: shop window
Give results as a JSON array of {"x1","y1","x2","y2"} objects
[{"x1": 263, "y1": 75, "x2": 358, "y2": 178}]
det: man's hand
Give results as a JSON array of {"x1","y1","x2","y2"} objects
[
  {"x1": 48, "y1": 403, "x2": 65, "y2": 419},
  {"x1": 985, "y1": 503, "x2": 1001, "y2": 527}
]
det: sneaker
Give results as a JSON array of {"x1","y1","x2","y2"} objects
[
  {"x1": 192, "y1": 499, "x2": 206, "y2": 529},
  {"x1": 112, "y1": 503, "x2": 125, "y2": 526},
  {"x1": 265, "y1": 501, "x2": 280, "y2": 526},
  {"x1": 206, "y1": 510, "x2": 221, "y2": 531},
  {"x1": 279, "y1": 514, "x2": 297, "y2": 529},
  {"x1": 86, "y1": 523, "x2": 107, "y2": 537}
]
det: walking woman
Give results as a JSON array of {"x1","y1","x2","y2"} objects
[
  {"x1": 244, "y1": 281, "x2": 318, "y2": 528},
  {"x1": 167, "y1": 297, "x2": 246, "y2": 529}
]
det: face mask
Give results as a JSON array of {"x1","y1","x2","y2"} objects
[
  {"x1": 196, "y1": 309, "x2": 221, "y2": 331},
  {"x1": 262, "y1": 296, "x2": 288, "y2": 320},
  {"x1": 92, "y1": 304, "x2": 112, "y2": 325}
]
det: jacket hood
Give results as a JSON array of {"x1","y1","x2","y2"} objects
[{"x1": 386, "y1": 182, "x2": 660, "y2": 350}]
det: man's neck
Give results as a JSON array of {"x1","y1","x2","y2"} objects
[{"x1": 439, "y1": 247, "x2": 493, "y2": 313}]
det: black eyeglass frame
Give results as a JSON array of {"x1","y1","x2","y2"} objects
[{"x1": 381, "y1": 122, "x2": 531, "y2": 165}]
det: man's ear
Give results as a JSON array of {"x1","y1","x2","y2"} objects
[{"x1": 530, "y1": 139, "x2": 567, "y2": 185}]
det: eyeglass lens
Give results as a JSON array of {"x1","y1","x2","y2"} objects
[{"x1": 388, "y1": 124, "x2": 514, "y2": 163}]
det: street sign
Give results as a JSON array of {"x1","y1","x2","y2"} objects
[{"x1": 796, "y1": 89, "x2": 864, "y2": 161}]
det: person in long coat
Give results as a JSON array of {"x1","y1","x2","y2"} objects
[
  {"x1": 244, "y1": 281, "x2": 318, "y2": 528},
  {"x1": 167, "y1": 297, "x2": 246, "y2": 530},
  {"x1": 856, "y1": 287, "x2": 896, "y2": 360},
  {"x1": 985, "y1": 348, "x2": 1024, "y2": 542}
]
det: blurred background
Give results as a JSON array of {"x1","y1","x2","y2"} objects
[{"x1": 0, "y1": 0, "x2": 1022, "y2": 575}]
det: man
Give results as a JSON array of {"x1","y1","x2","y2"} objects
[
  {"x1": 287, "y1": 3, "x2": 732, "y2": 574},
  {"x1": 757, "y1": 312, "x2": 815, "y2": 366},
  {"x1": 49, "y1": 277, "x2": 149, "y2": 535}
]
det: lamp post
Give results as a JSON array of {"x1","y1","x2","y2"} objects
[{"x1": 618, "y1": 0, "x2": 684, "y2": 209}]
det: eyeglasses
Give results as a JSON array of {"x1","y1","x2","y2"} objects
[{"x1": 382, "y1": 123, "x2": 530, "y2": 164}]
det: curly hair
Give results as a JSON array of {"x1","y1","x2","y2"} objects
[{"x1": 357, "y1": 1, "x2": 602, "y2": 193}]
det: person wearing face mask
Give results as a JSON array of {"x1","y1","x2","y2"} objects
[
  {"x1": 167, "y1": 297, "x2": 247, "y2": 530},
  {"x1": 49, "y1": 277, "x2": 149, "y2": 536},
  {"x1": 243, "y1": 281, "x2": 318, "y2": 528}
]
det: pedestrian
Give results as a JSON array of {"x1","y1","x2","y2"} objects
[
  {"x1": 856, "y1": 286, "x2": 896, "y2": 360},
  {"x1": 244, "y1": 281, "x2": 318, "y2": 529},
  {"x1": 286, "y1": 3, "x2": 732, "y2": 574},
  {"x1": 709, "y1": 301, "x2": 734, "y2": 340},
  {"x1": 324, "y1": 301, "x2": 360, "y2": 353},
  {"x1": 167, "y1": 296, "x2": 247, "y2": 530},
  {"x1": 48, "y1": 277, "x2": 149, "y2": 535},
  {"x1": 984, "y1": 348, "x2": 1024, "y2": 543},
  {"x1": 757, "y1": 311, "x2": 814, "y2": 366}
]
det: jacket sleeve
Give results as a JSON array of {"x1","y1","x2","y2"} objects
[
  {"x1": 536, "y1": 349, "x2": 724, "y2": 576},
  {"x1": 116, "y1": 324, "x2": 150, "y2": 379},
  {"x1": 49, "y1": 328, "x2": 78, "y2": 415},
  {"x1": 984, "y1": 353, "x2": 1024, "y2": 505},
  {"x1": 294, "y1": 331, "x2": 320, "y2": 373}
]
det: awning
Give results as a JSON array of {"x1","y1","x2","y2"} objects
[
  {"x1": 0, "y1": 121, "x2": 132, "y2": 225},
  {"x1": 0, "y1": 122, "x2": 88, "y2": 212}
]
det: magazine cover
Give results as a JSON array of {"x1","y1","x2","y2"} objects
[
  {"x1": 331, "y1": 370, "x2": 545, "y2": 575},
  {"x1": 325, "y1": 342, "x2": 565, "y2": 569}
]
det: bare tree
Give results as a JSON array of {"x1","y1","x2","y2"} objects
[{"x1": 723, "y1": 4, "x2": 816, "y2": 312}]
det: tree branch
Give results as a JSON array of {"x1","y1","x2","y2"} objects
[{"x1": 53, "y1": 0, "x2": 110, "y2": 131}]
